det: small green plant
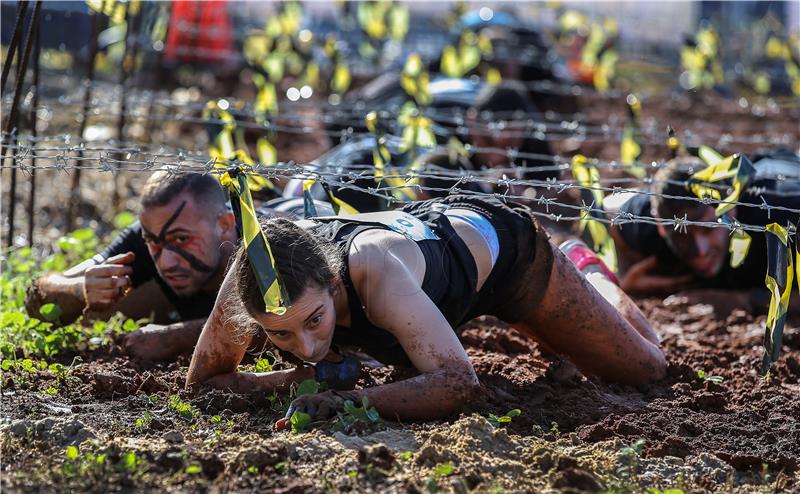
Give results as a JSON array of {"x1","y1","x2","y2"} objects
[
  {"x1": 134, "y1": 411, "x2": 152, "y2": 429},
  {"x1": 433, "y1": 461, "x2": 454, "y2": 478},
  {"x1": 487, "y1": 408, "x2": 522, "y2": 428},
  {"x1": 398, "y1": 451, "x2": 413, "y2": 461},
  {"x1": 335, "y1": 396, "x2": 381, "y2": 431},
  {"x1": 290, "y1": 411, "x2": 313, "y2": 433},
  {"x1": 606, "y1": 438, "x2": 647, "y2": 492},
  {"x1": 696, "y1": 369, "x2": 724, "y2": 384},
  {"x1": 254, "y1": 357, "x2": 273, "y2": 372},
  {"x1": 61, "y1": 444, "x2": 146, "y2": 480},
  {"x1": 295, "y1": 379, "x2": 320, "y2": 397},
  {"x1": 185, "y1": 464, "x2": 202, "y2": 475},
  {"x1": 550, "y1": 421, "x2": 560, "y2": 434},
  {"x1": 168, "y1": 395, "x2": 198, "y2": 422}
]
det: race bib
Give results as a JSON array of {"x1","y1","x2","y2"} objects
[{"x1": 340, "y1": 211, "x2": 439, "y2": 241}]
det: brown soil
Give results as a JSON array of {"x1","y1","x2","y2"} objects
[{"x1": 2, "y1": 295, "x2": 799, "y2": 493}]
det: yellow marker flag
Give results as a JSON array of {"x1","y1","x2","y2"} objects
[
  {"x1": 571, "y1": 155, "x2": 618, "y2": 272},
  {"x1": 302, "y1": 179, "x2": 318, "y2": 218},
  {"x1": 320, "y1": 182, "x2": 358, "y2": 216},
  {"x1": 762, "y1": 223, "x2": 793, "y2": 375},
  {"x1": 620, "y1": 94, "x2": 645, "y2": 178},
  {"x1": 689, "y1": 153, "x2": 755, "y2": 217},
  {"x1": 221, "y1": 169, "x2": 288, "y2": 315}
]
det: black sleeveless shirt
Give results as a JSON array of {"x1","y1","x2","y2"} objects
[{"x1": 307, "y1": 207, "x2": 479, "y2": 365}]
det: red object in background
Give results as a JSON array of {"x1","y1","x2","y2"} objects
[{"x1": 164, "y1": 0, "x2": 233, "y2": 65}]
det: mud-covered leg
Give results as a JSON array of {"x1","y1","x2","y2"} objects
[{"x1": 513, "y1": 241, "x2": 667, "y2": 385}]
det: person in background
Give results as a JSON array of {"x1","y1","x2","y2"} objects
[{"x1": 609, "y1": 149, "x2": 800, "y2": 312}]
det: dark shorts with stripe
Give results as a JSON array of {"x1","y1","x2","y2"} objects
[{"x1": 402, "y1": 194, "x2": 554, "y2": 325}]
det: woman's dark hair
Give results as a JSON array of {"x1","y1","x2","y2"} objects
[{"x1": 233, "y1": 217, "x2": 342, "y2": 320}]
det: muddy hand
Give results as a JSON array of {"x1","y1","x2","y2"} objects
[
  {"x1": 619, "y1": 256, "x2": 694, "y2": 295},
  {"x1": 275, "y1": 390, "x2": 358, "y2": 430},
  {"x1": 124, "y1": 324, "x2": 184, "y2": 361},
  {"x1": 83, "y1": 251, "x2": 135, "y2": 310}
]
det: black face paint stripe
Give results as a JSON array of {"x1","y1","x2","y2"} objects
[
  {"x1": 157, "y1": 201, "x2": 188, "y2": 242},
  {"x1": 161, "y1": 244, "x2": 214, "y2": 273}
]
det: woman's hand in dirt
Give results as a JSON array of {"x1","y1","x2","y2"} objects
[
  {"x1": 83, "y1": 252, "x2": 135, "y2": 310},
  {"x1": 275, "y1": 390, "x2": 360, "y2": 430},
  {"x1": 619, "y1": 256, "x2": 694, "y2": 295}
]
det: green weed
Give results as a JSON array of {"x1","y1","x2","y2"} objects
[
  {"x1": 487, "y1": 408, "x2": 522, "y2": 428},
  {"x1": 696, "y1": 369, "x2": 724, "y2": 384}
]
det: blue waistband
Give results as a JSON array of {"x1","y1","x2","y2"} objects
[{"x1": 444, "y1": 208, "x2": 500, "y2": 266}]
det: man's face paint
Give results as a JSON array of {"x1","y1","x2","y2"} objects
[{"x1": 141, "y1": 199, "x2": 222, "y2": 296}]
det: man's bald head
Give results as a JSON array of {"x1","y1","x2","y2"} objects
[{"x1": 140, "y1": 171, "x2": 228, "y2": 214}]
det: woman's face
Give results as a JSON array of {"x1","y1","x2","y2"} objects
[{"x1": 253, "y1": 285, "x2": 337, "y2": 362}]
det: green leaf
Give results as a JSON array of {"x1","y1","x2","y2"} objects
[
  {"x1": 254, "y1": 358, "x2": 273, "y2": 373},
  {"x1": 65, "y1": 445, "x2": 79, "y2": 460},
  {"x1": 122, "y1": 318, "x2": 139, "y2": 333},
  {"x1": 185, "y1": 464, "x2": 202, "y2": 474},
  {"x1": 119, "y1": 451, "x2": 138, "y2": 472},
  {"x1": 71, "y1": 228, "x2": 96, "y2": 242},
  {"x1": 433, "y1": 462, "x2": 454, "y2": 477},
  {"x1": 290, "y1": 411, "x2": 312, "y2": 433},
  {"x1": 40, "y1": 303, "x2": 63, "y2": 323},
  {"x1": 506, "y1": 409, "x2": 522, "y2": 418},
  {"x1": 296, "y1": 379, "x2": 320, "y2": 397},
  {"x1": 113, "y1": 212, "x2": 136, "y2": 230}
]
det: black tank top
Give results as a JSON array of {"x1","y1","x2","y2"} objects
[{"x1": 307, "y1": 208, "x2": 478, "y2": 365}]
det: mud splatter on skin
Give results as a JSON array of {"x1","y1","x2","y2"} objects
[{"x1": 2, "y1": 295, "x2": 800, "y2": 491}]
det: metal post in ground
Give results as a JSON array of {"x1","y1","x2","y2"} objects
[
  {"x1": 4, "y1": 0, "x2": 42, "y2": 248},
  {"x1": 65, "y1": 8, "x2": 103, "y2": 232},
  {"x1": 0, "y1": 0, "x2": 29, "y2": 95},
  {"x1": 27, "y1": 12, "x2": 42, "y2": 247}
]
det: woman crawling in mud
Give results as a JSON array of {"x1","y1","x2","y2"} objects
[{"x1": 186, "y1": 195, "x2": 666, "y2": 424}]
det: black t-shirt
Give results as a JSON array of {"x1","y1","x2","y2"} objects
[
  {"x1": 98, "y1": 222, "x2": 218, "y2": 321},
  {"x1": 618, "y1": 153, "x2": 800, "y2": 289}
]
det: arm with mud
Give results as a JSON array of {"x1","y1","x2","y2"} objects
[
  {"x1": 125, "y1": 318, "x2": 207, "y2": 361},
  {"x1": 185, "y1": 265, "x2": 315, "y2": 393},
  {"x1": 26, "y1": 253, "x2": 135, "y2": 325}
]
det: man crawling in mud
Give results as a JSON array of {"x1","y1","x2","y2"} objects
[
  {"x1": 608, "y1": 149, "x2": 800, "y2": 313},
  {"x1": 186, "y1": 194, "x2": 666, "y2": 423},
  {"x1": 26, "y1": 172, "x2": 239, "y2": 360}
]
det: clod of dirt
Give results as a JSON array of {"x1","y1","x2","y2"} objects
[
  {"x1": 162, "y1": 430, "x2": 184, "y2": 444},
  {"x1": 551, "y1": 467, "x2": 606, "y2": 492},
  {"x1": 639, "y1": 452, "x2": 734, "y2": 486},
  {"x1": 357, "y1": 443, "x2": 395, "y2": 471},
  {"x1": 198, "y1": 454, "x2": 225, "y2": 479},
  {"x1": 235, "y1": 441, "x2": 288, "y2": 471},
  {"x1": 4, "y1": 418, "x2": 96, "y2": 446},
  {"x1": 192, "y1": 389, "x2": 253, "y2": 414},
  {"x1": 92, "y1": 371, "x2": 136, "y2": 395}
]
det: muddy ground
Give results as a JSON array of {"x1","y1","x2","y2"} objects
[{"x1": 2, "y1": 293, "x2": 798, "y2": 493}]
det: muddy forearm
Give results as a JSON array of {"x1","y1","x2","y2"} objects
[
  {"x1": 25, "y1": 274, "x2": 86, "y2": 324},
  {"x1": 204, "y1": 367, "x2": 316, "y2": 394},
  {"x1": 353, "y1": 367, "x2": 479, "y2": 422}
]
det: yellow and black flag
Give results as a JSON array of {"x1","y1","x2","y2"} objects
[
  {"x1": 762, "y1": 223, "x2": 794, "y2": 376},
  {"x1": 686, "y1": 150, "x2": 756, "y2": 267},
  {"x1": 620, "y1": 94, "x2": 645, "y2": 178},
  {"x1": 221, "y1": 168, "x2": 289, "y2": 315},
  {"x1": 571, "y1": 155, "x2": 618, "y2": 273}
]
